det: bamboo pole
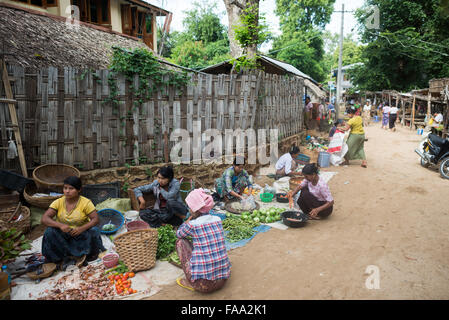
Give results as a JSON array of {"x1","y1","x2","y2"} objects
[
  {"x1": 411, "y1": 95, "x2": 416, "y2": 130},
  {"x1": 1, "y1": 60, "x2": 28, "y2": 177},
  {"x1": 427, "y1": 92, "x2": 432, "y2": 121}
]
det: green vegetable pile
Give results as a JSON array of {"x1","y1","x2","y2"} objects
[
  {"x1": 167, "y1": 251, "x2": 181, "y2": 266},
  {"x1": 240, "y1": 207, "x2": 286, "y2": 224},
  {"x1": 102, "y1": 223, "x2": 116, "y2": 232},
  {"x1": 104, "y1": 260, "x2": 129, "y2": 275},
  {"x1": 156, "y1": 225, "x2": 177, "y2": 259},
  {"x1": 0, "y1": 227, "x2": 32, "y2": 264},
  {"x1": 222, "y1": 216, "x2": 260, "y2": 243}
]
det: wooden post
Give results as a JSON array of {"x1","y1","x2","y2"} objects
[
  {"x1": 427, "y1": 92, "x2": 431, "y2": 122},
  {"x1": 164, "y1": 132, "x2": 169, "y2": 163},
  {"x1": 444, "y1": 100, "x2": 449, "y2": 138},
  {"x1": 395, "y1": 95, "x2": 399, "y2": 124},
  {"x1": 411, "y1": 95, "x2": 416, "y2": 130},
  {"x1": 1, "y1": 60, "x2": 28, "y2": 177},
  {"x1": 401, "y1": 99, "x2": 405, "y2": 126}
]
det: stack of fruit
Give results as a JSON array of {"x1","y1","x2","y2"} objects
[
  {"x1": 107, "y1": 272, "x2": 137, "y2": 296},
  {"x1": 243, "y1": 187, "x2": 260, "y2": 196},
  {"x1": 240, "y1": 207, "x2": 286, "y2": 224}
]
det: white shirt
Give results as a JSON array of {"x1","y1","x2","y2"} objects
[
  {"x1": 363, "y1": 105, "x2": 371, "y2": 112},
  {"x1": 382, "y1": 106, "x2": 390, "y2": 114},
  {"x1": 390, "y1": 107, "x2": 398, "y2": 114},
  {"x1": 435, "y1": 113, "x2": 443, "y2": 123},
  {"x1": 275, "y1": 153, "x2": 294, "y2": 175}
]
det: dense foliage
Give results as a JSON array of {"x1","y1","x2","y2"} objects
[
  {"x1": 351, "y1": 0, "x2": 449, "y2": 91},
  {"x1": 161, "y1": 1, "x2": 231, "y2": 70},
  {"x1": 270, "y1": 0, "x2": 336, "y2": 82}
]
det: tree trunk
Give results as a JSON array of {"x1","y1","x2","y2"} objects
[{"x1": 223, "y1": 0, "x2": 259, "y2": 58}]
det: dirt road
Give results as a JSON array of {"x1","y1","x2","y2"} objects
[{"x1": 149, "y1": 123, "x2": 449, "y2": 300}]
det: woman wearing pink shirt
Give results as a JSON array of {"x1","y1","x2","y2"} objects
[{"x1": 289, "y1": 164, "x2": 334, "y2": 220}]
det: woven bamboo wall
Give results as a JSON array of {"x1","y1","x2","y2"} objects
[{"x1": 0, "y1": 64, "x2": 304, "y2": 172}]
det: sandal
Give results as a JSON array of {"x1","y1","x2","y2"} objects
[
  {"x1": 308, "y1": 215, "x2": 321, "y2": 220},
  {"x1": 176, "y1": 277, "x2": 195, "y2": 291}
]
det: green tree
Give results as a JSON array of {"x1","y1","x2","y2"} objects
[
  {"x1": 183, "y1": 1, "x2": 227, "y2": 43},
  {"x1": 271, "y1": 0, "x2": 336, "y2": 82},
  {"x1": 351, "y1": 0, "x2": 449, "y2": 91},
  {"x1": 166, "y1": 1, "x2": 231, "y2": 69}
]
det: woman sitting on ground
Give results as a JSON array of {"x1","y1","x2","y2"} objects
[
  {"x1": 274, "y1": 146, "x2": 303, "y2": 179},
  {"x1": 214, "y1": 156, "x2": 252, "y2": 201},
  {"x1": 288, "y1": 164, "x2": 334, "y2": 220},
  {"x1": 176, "y1": 188, "x2": 231, "y2": 293},
  {"x1": 134, "y1": 166, "x2": 188, "y2": 228},
  {"x1": 41, "y1": 176, "x2": 105, "y2": 269},
  {"x1": 338, "y1": 107, "x2": 368, "y2": 168}
]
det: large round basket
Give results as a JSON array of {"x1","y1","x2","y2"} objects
[
  {"x1": 225, "y1": 199, "x2": 260, "y2": 215},
  {"x1": 0, "y1": 204, "x2": 31, "y2": 234},
  {"x1": 114, "y1": 228, "x2": 158, "y2": 272},
  {"x1": 23, "y1": 182, "x2": 62, "y2": 209},
  {"x1": 32, "y1": 164, "x2": 80, "y2": 190}
]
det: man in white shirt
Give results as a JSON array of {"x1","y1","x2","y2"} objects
[
  {"x1": 434, "y1": 113, "x2": 444, "y2": 124},
  {"x1": 362, "y1": 101, "x2": 372, "y2": 127},
  {"x1": 389, "y1": 105, "x2": 399, "y2": 131},
  {"x1": 275, "y1": 146, "x2": 303, "y2": 179}
]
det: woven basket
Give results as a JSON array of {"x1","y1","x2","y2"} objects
[
  {"x1": 290, "y1": 177, "x2": 304, "y2": 191},
  {"x1": 114, "y1": 228, "x2": 158, "y2": 272},
  {"x1": 26, "y1": 263, "x2": 57, "y2": 280},
  {"x1": 0, "y1": 203, "x2": 31, "y2": 234},
  {"x1": 23, "y1": 182, "x2": 62, "y2": 209},
  {"x1": 32, "y1": 164, "x2": 80, "y2": 190}
]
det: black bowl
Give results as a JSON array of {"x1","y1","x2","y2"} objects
[
  {"x1": 276, "y1": 193, "x2": 289, "y2": 203},
  {"x1": 281, "y1": 211, "x2": 308, "y2": 228}
]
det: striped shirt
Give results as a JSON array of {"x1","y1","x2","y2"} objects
[{"x1": 176, "y1": 215, "x2": 231, "y2": 281}]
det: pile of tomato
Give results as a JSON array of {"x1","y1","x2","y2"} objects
[{"x1": 108, "y1": 272, "x2": 137, "y2": 295}]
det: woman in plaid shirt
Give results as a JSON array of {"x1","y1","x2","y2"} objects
[{"x1": 176, "y1": 189, "x2": 231, "y2": 293}]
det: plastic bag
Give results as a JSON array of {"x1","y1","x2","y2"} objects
[
  {"x1": 240, "y1": 195, "x2": 256, "y2": 211},
  {"x1": 264, "y1": 184, "x2": 276, "y2": 195}
]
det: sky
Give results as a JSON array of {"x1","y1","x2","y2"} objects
[{"x1": 148, "y1": 0, "x2": 366, "y2": 51}]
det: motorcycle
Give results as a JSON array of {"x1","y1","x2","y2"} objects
[{"x1": 415, "y1": 132, "x2": 449, "y2": 179}]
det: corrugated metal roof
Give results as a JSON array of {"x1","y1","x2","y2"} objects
[{"x1": 261, "y1": 55, "x2": 314, "y2": 81}]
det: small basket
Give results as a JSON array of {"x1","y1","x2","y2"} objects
[
  {"x1": 23, "y1": 182, "x2": 62, "y2": 209},
  {"x1": 102, "y1": 253, "x2": 119, "y2": 268},
  {"x1": 97, "y1": 209, "x2": 125, "y2": 234},
  {"x1": 126, "y1": 220, "x2": 150, "y2": 232},
  {"x1": 276, "y1": 193, "x2": 289, "y2": 203},
  {"x1": 26, "y1": 263, "x2": 57, "y2": 280},
  {"x1": 281, "y1": 211, "x2": 308, "y2": 228},
  {"x1": 290, "y1": 178, "x2": 304, "y2": 191},
  {"x1": 32, "y1": 164, "x2": 80, "y2": 190},
  {"x1": 259, "y1": 193, "x2": 274, "y2": 203},
  {"x1": 114, "y1": 228, "x2": 159, "y2": 272},
  {"x1": 0, "y1": 203, "x2": 31, "y2": 234}
]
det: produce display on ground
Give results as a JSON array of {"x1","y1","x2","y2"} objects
[
  {"x1": 240, "y1": 207, "x2": 286, "y2": 224},
  {"x1": 0, "y1": 227, "x2": 32, "y2": 264},
  {"x1": 156, "y1": 225, "x2": 177, "y2": 259},
  {"x1": 36, "y1": 263, "x2": 139, "y2": 300},
  {"x1": 222, "y1": 216, "x2": 261, "y2": 243}
]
